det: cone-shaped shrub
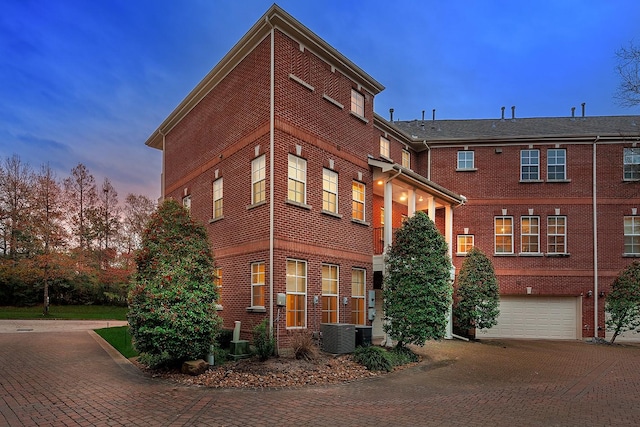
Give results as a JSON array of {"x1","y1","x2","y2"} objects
[{"x1": 606, "y1": 260, "x2": 640, "y2": 344}]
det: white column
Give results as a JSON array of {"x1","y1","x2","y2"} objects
[
  {"x1": 427, "y1": 196, "x2": 436, "y2": 221},
  {"x1": 384, "y1": 180, "x2": 393, "y2": 253},
  {"x1": 445, "y1": 204, "x2": 454, "y2": 339},
  {"x1": 407, "y1": 189, "x2": 416, "y2": 218}
]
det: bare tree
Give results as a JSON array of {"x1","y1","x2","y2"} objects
[
  {"x1": 63, "y1": 163, "x2": 98, "y2": 252},
  {"x1": 0, "y1": 155, "x2": 35, "y2": 259},
  {"x1": 93, "y1": 177, "x2": 120, "y2": 269},
  {"x1": 120, "y1": 193, "x2": 156, "y2": 268},
  {"x1": 615, "y1": 42, "x2": 640, "y2": 108}
]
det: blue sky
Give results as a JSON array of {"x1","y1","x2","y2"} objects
[{"x1": 1, "y1": 1, "x2": 639, "y2": 200}]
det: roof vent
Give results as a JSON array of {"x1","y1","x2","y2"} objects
[
  {"x1": 501, "y1": 106, "x2": 505, "y2": 120},
  {"x1": 511, "y1": 106, "x2": 516, "y2": 120},
  {"x1": 389, "y1": 108, "x2": 394, "y2": 122},
  {"x1": 581, "y1": 102, "x2": 586, "y2": 118},
  {"x1": 422, "y1": 110, "x2": 425, "y2": 121},
  {"x1": 432, "y1": 109, "x2": 436, "y2": 121},
  {"x1": 571, "y1": 107, "x2": 576, "y2": 118}
]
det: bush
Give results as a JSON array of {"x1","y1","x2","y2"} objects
[
  {"x1": 291, "y1": 330, "x2": 318, "y2": 360},
  {"x1": 353, "y1": 346, "x2": 393, "y2": 372},
  {"x1": 252, "y1": 319, "x2": 275, "y2": 361},
  {"x1": 388, "y1": 345, "x2": 419, "y2": 366},
  {"x1": 216, "y1": 329, "x2": 234, "y2": 349}
]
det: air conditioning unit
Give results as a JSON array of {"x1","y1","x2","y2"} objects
[{"x1": 321, "y1": 323, "x2": 355, "y2": 354}]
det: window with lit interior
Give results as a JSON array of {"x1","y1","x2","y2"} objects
[
  {"x1": 495, "y1": 216, "x2": 513, "y2": 254},
  {"x1": 352, "y1": 181, "x2": 365, "y2": 221},
  {"x1": 547, "y1": 216, "x2": 567, "y2": 254},
  {"x1": 288, "y1": 154, "x2": 306, "y2": 204},
  {"x1": 624, "y1": 216, "x2": 640, "y2": 255},
  {"x1": 251, "y1": 155, "x2": 266, "y2": 204},
  {"x1": 213, "y1": 178, "x2": 223, "y2": 219},
  {"x1": 521, "y1": 216, "x2": 540, "y2": 253},
  {"x1": 457, "y1": 234, "x2": 474, "y2": 255},
  {"x1": 351, "y1": 89, "x2": 364, "y2": 117},
  {"x1": 251, "y1": 262, "x2": 265, "y2": 307},
  {"x1": 322, "y1": 264, "x2": 339, "y2": 323},
  {"x1": 322, "y1": 168, "x2": 338, "y2": 213},
  {"x1": 379, "y1": 136, "x2": 390, "y2": 158},
  {"x1": 402, "y1": 149, "x2": 411, "y2": 168},
  {"x1": 286, "y1": 259, "x2": 306, "y2": 328},
  {"x1": 351, "y1": 268, "x2": 366, "y2": 325}
]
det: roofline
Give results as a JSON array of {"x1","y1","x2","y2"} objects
[
  {"x1": 373, "y1": 113, "x2": 430, "y2": 152},
  {"x1": 145, "y1": 5, "x2": 384, "y2": 150}
]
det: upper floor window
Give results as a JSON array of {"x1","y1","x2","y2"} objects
[
  {"x1": 457, "y1": 151, "x2": 474, "y2": 170},
  {"x1": 624, "y1": 148, "x2": 640, "y2": 181},
  {"x1": 322, "y1": 168, "x2": 338, "y2": 214},
  {"x1": 286, "y1": 259, "x2": 307, "y2": 328},
  {"x1": 351, "y1": 89, "x2": 364, "y2": 117},
  {"x1": 624, "y1": 216, "x2": 640, "y2": 255},
  {"x1": 251, "y1": 155, "x2": 266, "y2": 204},
  {"x1": 351, "y1": 268, "x2": 366, "y2": 325},
  {"x1": 521, "y1": 216, "x2": 540, "y2": 254},
  {"x1": 288, "y1": 154, "x2": 306, "y2": 204},
  {"x1": 402, "y1": 149, "x2": 411, "y2": 168},
  {"x1": 547, "y1": 216, "x2": 567, "y2": 254},
  {"x1": 380, "y1": 137, "x2": 390, "y2": 158},
  {"x1": 547, "y1": 149, "x2": 566, "y2": 180},
  {"x1": 213, "y1": 178, "x2": 223, "y2": 219},
  {"x1": 352, "y1": 181, "x2": 365, "y2": 221},
  {"x1": 457, "y1": 234, "x2": 474, "y2": 255},
  {"x1": 521, "y1": 149, "x2": 540, "y2": 181},
  {"x1": 321, "y1": 264, "x2": 339, "y2": 324},
  {"x1": 495, "y1": 216, "x2": 514, "y2": 254},
  {"x1": 251, "y1": 262, "x2": 265, "y2": 307}
]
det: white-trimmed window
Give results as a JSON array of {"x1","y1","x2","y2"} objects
[
  {"x1": 351, "y1": 89, "x2": 364, "y2": 117},
  {"x1": 457, "y1": 151, "x2": 474, "y2": 170},
  {"x1": 322, "y1": 264, "x2": 339, "y2": 324},
  {"x1": 402, "y1": 149, "x2": 411, "y2": 168},
  {"x1": 251, "y1": 262, "x2": 265, "y2": 307},
  {"x1": 547, "y1": 149, "x2": 566, "y2": 180},
  {"x1": 251, "y1": 155, "x2": 266, "y2": 204},
  {"x1": 182, "y1": 195, "x2": 191, "y2": 212},
  {"x1": 214, "y1": 268, "x2": 222, "y2": 308},
  {"x1": 624, "y1": 216, "x2": 640, "y2": 255},
  {"x1": 286, "y1": 259, "x2": 307, "y2": 328},
  {"x1": 624, "y1": 148, "x2": 640, "y2": 181},
  {"x1": 352, "y1": 181, "x2": 365, "y2": 221},
  {"x1": 322, "y1": 168, "x2": 338, "y2": 213},
  {"x1": 351, "y1": 268, "x2": 366, "y2": 325},
  {"x1": 457, "y1": 235, "x2": 474, "y2": 255},
  {"x1": 213, "y1": 178, "x2": 223, "y2": 219},
  {"x1": 521, "y1": 149, "x2": 540, "y2": 181},
  {"x1": 547, "y1": 216, "x2": 567, "y2": 254},
  {"x1": 288, "y1": 154, "x2": 306, "y2": 204},
  {"x1": 380, "y1": 136, "x2": 390, "y2": 158},
  {"x1": 521, "y1": 216, "x2": 540, "y2": 253},
  {"x1": 495, "y1": 216, "x2": 514, "y2": 254}
]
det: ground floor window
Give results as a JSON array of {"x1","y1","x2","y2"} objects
[
  {"x1": 351, "y1": 268, "x2": 366, "y2": 325},
  {"x1": 251, "y1": 262, "x2": 265, "y2": 307},
  {"x1": 322, "y1": 264, "x2": 339, "y2": 323},
  {"x1": 286, "y1": 259, "x2": 307, "y2": 328}
]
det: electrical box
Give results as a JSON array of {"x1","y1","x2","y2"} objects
[
  {"x1": 277, "y1": 293, "x2": 286, "y2": 307},
  {"x1": 313, "y1": 295, "x2": 319, "y2": 305},
  {"x1": 368, "y1": 290, "x2": 375, "y2": 308},
  {"x1": 368, "y1": 308, "x2": 376, "y2": 321},
  {"x1": 342, "y1": 296, "x2": 348, "y2": 305}
]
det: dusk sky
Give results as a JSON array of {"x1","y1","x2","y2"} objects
[{"x1": 2, "y1": 1, "x2": 639, "y2": 201}]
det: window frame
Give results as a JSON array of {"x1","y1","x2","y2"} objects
[
  {"x1": 457, "y1": 234, "x2": 474, "y2": 255},
  {"x1": 322, "y1": 168, "x2": 338, "y2": 214},
  {"x1": 251, "y1": 262, "x2": 265, "y2": 308},
  {"x1": 350, "y1": 89, "x2": 365, "y2": 117},
  {"x1": 624, "y1": 216, "x2": 640, "y2": 255},
  {"x1": 212, "y1": 178, "x2": 223, "y2": 219},
  {"x1": 287, "y1": 154, "x2": 307, "y2": 204},
  {"x1": 286, "y1": 259, "x2": 307, "y2": 329},
  {"x1": 213, "y1": 267, "x2": 222, "y2": 309},
  {"x1": 351, "y1": 268, "x2": 366, "y2": 325},
  {"x1": 547, "y1": 148, "x2": 567, "y2": 181},
  {"x1": 495, "y1": 216, "x2": 514, "y2": 254},
  {"x1": 379, "y1": 136, "x2": 390, "y2": 159},
  {"x1": 402, "y1": 149, "x2": 411, "y2": 168},
  {"x1": 547, "y1": 215, "x2": 567, "y2": 255},
  {"x1": 520, "y1": 216, "x2": 540, "y2": 254},
  {"x1": 520, "y1": 149, "x2": 540, "y2": 181},
  {"x1": 624, "y1": 148, "x2": 640, "y2": 181},
  {"x1": 457, "y1": 151, "x2": 475, "y2": 170},
  {"x1": 352, "y1": 181, "x2": 366, "y2": 222},
  {"x1": 251, "y1": 155, "x2": 266, "y2": 204},
  {"x1": 321, "y1": 264, "x2": 339, "y2": 324}
]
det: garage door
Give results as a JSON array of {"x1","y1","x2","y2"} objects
[{"x1": 477, "y1": 296, "x2": 579, "y2": 340}]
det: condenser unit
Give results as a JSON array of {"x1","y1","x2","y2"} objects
[{"x1": 321, "y1": 323, "x2": 355, "y2": 354}]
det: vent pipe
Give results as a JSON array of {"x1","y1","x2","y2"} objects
[
  {"x1": 389, "y1": 108, "x2": 394, "y2": 122},
  {"x1": 582, "y1": 102, "x2": 586, "y2": 118},
  {"x1": 511, "y1": 106, "x2": 516, "y2": 119},
  {"x1": 501, "y1": 106, "x2": 505, "y2": 120},
  {"x1": 432, "y1": 109, "x2": 436, "y2": 121},
  {"x1": 422, "y1": 110, "x2": 425, "y2": 121},
  {"x1": 571, "y1": 107, "x2": 576, "y2": 118}
]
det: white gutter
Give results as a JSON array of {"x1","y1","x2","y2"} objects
[
  {"x1": 423, "y1": 141, "x2": 431, "y2": 180},
  {"x1": 159, "y1": 129, "x2": 166, "y2": 200},
  {"x1": 593, "y1": 136, "x2": 599, "y2": 339},
  {"x1": 267, "y1": 17, "x2": 275, "y2": 340}
]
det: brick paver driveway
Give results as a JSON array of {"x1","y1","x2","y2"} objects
[{"x1": 1, "y1": 321, "x2": 640, "y2": 426}]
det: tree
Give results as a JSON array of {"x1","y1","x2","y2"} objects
[
  {"x1": 0, "y1": 155, "x2": 35, "y2": 258},
  {"x1": 614, "y1": 42, "x2": 640, "y2": 108},
  {"x1": 63, "y1": 163, "x2": 98, "y2": 252},
  {"x1": 128, "y1": 199, "x2": 221, "y2": 368},
  {"x1": 120, "y1": 193, "x2": 156, "y2": 260},
  {"x1": 453, "y1": 247, "x2": 500, "y2": 335},
  {"x1": 382, "y1": 211, "x2": 453, "y2": 348},
  {"x1": 606, "y1": 261, "x2": 640, "y2": 344}
]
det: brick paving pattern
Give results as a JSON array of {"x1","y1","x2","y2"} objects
[{"x1": 1, "y1": 324, "x2": 640, "y2": 426}]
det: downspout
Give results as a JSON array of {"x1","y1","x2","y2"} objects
[
  {"x1": 267, "y1": 17, "x2": 275, "y2": 342},
  {"x1": 593, "y1": 136, "x2": 600, "y2": 339},
  {"x1": 423, "y1": 141, "x2": 431, "y2": 180},
  {"x1": 159, "y1": 129, "x2": 166, "y2": 200}
]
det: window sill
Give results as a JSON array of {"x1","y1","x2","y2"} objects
[
  {"x1": 519, "y1": 179, "x2": 543, "y2": 183},
  {"x1": 547, "y1": 179, "x2": 571, "y2": 183},
  {"x1": 246, "y1": 200, "x2": 267, "y2": 210},
  {"x1": 351, "y1": 219, "x2": 370, "y2": 226},
  {"x1": 289, "y1": 74, "x2": 314, "y2": 91},
  {"x1": 456, "y1": 168, "x2": 477, "y2": 172},
  {"x1": 321, "y1": 209, "x2": 342, "y2": 219},
  {"x1": 519, "y1": 252, "x2": 544, "y2": 257},
  {"x1": 215, "y1": 304, "x2": 223, "y2": 311},
  {"x1": 350, "y1": 111, "x2": 369, "y2": 124},
  {"x1": 286, "y1": 200, "x2": 312, "y2": 210},
  {"x1": 209, "y1": 216, "x2": 224, "y2": 224},
  {"x1": 622, "y1": 179, "x2": 640, "y2": 183},
  {"x1": 322, "y1": 93, "x2": 344, "y2": 109},
  {"x1": 623, "y1": 254, "x2": 640, "y2": 257},
  {"x1": 546, "y1": 253, "x2": 570, "y2": 257},
  {"x1": 494, "y1": 253, "x2": 516, "y2": 256},
  {"x1": 246, "y1": 306, "x2": 266, "y2": 313},
  {"x1": 456, "y1": 252, "x2": 469, "y2": 257}
]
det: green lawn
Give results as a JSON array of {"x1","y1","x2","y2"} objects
[
  {"x1": 94, "y1": 326, "x2": 138, "y2": 358},
  {"x1": 0, "y1": 305, "x2": 128, "y2": 320}
]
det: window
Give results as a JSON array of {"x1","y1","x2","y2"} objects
[
  {"x1": 624, "y1": 216, "x2": 640, "y2": 255},
  {"x1": 521, "y1": 216, "x2": 540, "y2": 253},
  {"x1": 548, "y1": 216, "x2": 567, "y2": 254},
  {"x1": 352, "y1": 181, "x2": 365, "y2": 221},
  {"x1": 457, "y1": 235, "x2": 474, "y2": 255},
  {"x1": 351, "y1": 268, "x2": 366, "y2": 325},
  {"x1": 495, "y1": 216, "x2": 513, "y2": 254},
  {"x1": 402, "y1": 150, "x2": 411, "y2": 168},
  {"x1": 547, "y1": 149, "x2": 566, "y2": 180},
  {"x1": 214, "y1": 268, "x2": 222, "y2": 307},
  {"x1": 286, "y1": 259, "x2": 306, "y2": 328},
  {"x1": 380, "y1": 137, "x2": 390, "y2": 158},
  {"x1": 182, "y1": 195, "x2": 191, "y2": 211},
  {"x1": 380, "y1": 207, "x2": 384, "y2": 226},
  {"x1": 322, "y1": 168, "x2": 338, "y2": 213},
  {"x1": 351, "y1": 89, "x2": 364, "y2": 117},
  {"x1": 251, "y1": 155, "x2": 266, "y2": 204},
  {"x1": 624, "y1": 148, "x2": 640, "y2": 181},
  {"x1": 288, "y1": 154, "x2": 306, "y2": 204},
  {"x1": 322, "y1": 264, "x2": 339, "y2": 323},
  {"x1": 251, "y1": 262, "x2": 265, "y2": 307},
  {"x1": 521, "y1": 149, "x2": 540, "y2": 181},
  {"x1": 457, "y1": 151, "x2": 474, "y2": 170},
  {"x1": 212, "y1": 178, "x2": 223, "y2": 219}
]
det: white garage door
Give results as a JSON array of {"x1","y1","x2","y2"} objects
[{"x1": 477, "y1": 296, "x2": 579, "y2": 340}]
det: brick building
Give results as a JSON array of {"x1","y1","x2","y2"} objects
[{"x1": 145, "y1": 5, "x2": 640, "y2": 343}]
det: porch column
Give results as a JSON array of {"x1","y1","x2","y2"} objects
[
  {"x1": 384, "y1": 180, "x2": 393, "y2": 253},
  {"x1": 427, "y1": 196, "x2": 436, "y2": 221},
  {"x1": 407, "y1": 189, "x2": 416, "y2": 218}
]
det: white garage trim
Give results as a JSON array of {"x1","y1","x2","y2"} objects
[{"x1": 477, "y1": 296, "x2": 581, "y2": 340}]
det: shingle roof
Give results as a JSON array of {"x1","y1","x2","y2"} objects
[{"x1": 392, "y1": 115, "x2": 640, "y2": 142}]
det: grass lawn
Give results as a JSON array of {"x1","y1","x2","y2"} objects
[
  {"x1": 94, "y1": 326, "x2": 138, "y2": 358},
  {"x1": 0, "y1": 305, "x2": 128, "y2": 320}
]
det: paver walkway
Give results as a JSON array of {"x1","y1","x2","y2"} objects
[{"x1": 1, "y1": 321, "x2": 640, "y2": 426}]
